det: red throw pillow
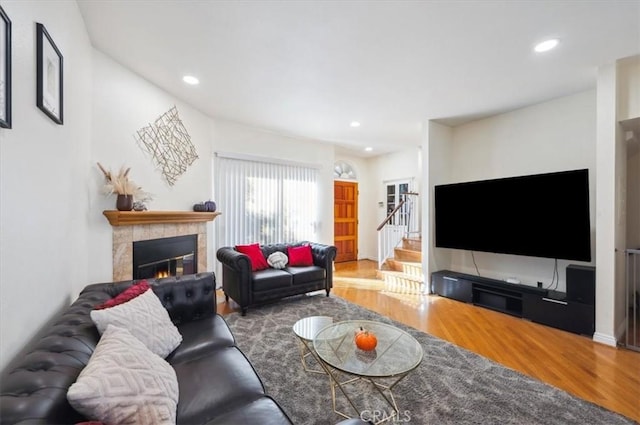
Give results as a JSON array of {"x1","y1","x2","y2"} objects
[
  {"x1": 94, "y1": 281, "x2": 150, "y2": 310},
  {"x1": 235, "y1": 243, "x2": 269, "y2": 271},
  {"x1": 288, "y1": 245, "x2": 313, "y2": 267}
]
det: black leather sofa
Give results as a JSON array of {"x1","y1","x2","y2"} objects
[
  {"x1": 0, "y1": 273, "x2": 294, "y2": 424},
  {"x1": 217, "y1": 242, "x2": 337, "y2": 315}
]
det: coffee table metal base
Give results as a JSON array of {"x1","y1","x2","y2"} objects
[
  {"x1": 293, "y1": 316, "x2": 333, "y2": 375},
  {"x1": 297, "y1": 338, "x2": 327, "y2": 374},
  {"x1": 327, "y1": 367, "x2": 411, "y2": 424}
]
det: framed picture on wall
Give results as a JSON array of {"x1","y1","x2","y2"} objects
[
  {"x1": 0, "y1": 6, "x2": 11, "y2": 129},
  {"x1": 36, "y1": 23, "x2": 63, "y2": 125}
]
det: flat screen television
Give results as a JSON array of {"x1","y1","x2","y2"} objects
[{"x1": 434, "y1": 169, "x2": 591, "y2": 262}]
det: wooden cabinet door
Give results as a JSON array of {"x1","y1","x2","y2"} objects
[{"x1": 334, "y1": 181, "x2": 358, "y2": 262}]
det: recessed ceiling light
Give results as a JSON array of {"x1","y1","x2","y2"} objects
[
  {"x1": 350, "y1": 121, "x2": 361, "y2": 127},
  {"x1": 182, "y1": 75, "x2": 200, "y2": 85},
  {"x1": 364, "y1": 147, "x2": 373, "y2": 152},
  {"x1": 534, "y1": 39, "x2": 559, "y2": 53}
]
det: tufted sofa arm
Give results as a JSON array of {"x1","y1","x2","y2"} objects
[
  {"x1": 0, "y1": 273, "x2": 216, "y2": 425},
  {"x1": 307, "y1": 241, "x2": 338, "y2": 289},
  {"x1": 216, "y1": 247, "x2": 253, "y2": 311},
  {"x1": 216, "y1": 245, "x2": 253, "y2": 272}
]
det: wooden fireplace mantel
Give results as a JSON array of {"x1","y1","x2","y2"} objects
[{"x1": 103, "y1": 210, "x2": 221, "y2": 226}]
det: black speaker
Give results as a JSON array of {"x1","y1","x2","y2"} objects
[{"x1": 566, "y1": 265, "x2": 595, "y2": 306}]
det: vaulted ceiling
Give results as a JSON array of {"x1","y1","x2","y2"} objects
[{"x1": 77, "y1": 1, "x2": 640, "y2": 157}]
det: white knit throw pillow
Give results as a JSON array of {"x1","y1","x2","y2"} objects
[
  {"x1": 267, "y1": 251, "x2": 289, "y2": 269},
  {"x1": 90, "y1": 288, "x2": 182, "y2": 358},
  {"x1": 67, "y1": 324, "x2": 179, "y2": 425}
]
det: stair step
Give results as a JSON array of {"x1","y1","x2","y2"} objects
[
  {"x1": 402, "y1": 237, "x2": 422, "y2": 251},
  {"x1": 380, "y1": 270, "x2": 424, "y2": 282},
  {"x1": 394, "y1": 247, "x2": 422, "y2": 262},
  {"x1": 384, "y1": 259, "x2": 423, "y2": 277},
  {"x1": 380, "y1": 270, "x2": 425, "y2": 295}
]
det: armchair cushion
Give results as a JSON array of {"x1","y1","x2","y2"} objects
[
  {"x1": 286, "y1": 266, "x2": 325, "y2": 285},
  {"x1": 252, "y1": 268, "x2": 292, "y2": 292}
]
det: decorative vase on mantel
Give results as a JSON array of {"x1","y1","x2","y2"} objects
[{"x1": 116, "y1": 194, "x2": 134, "y2": 211}]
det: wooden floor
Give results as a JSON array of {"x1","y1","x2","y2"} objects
[{"x1": 218, "y1": 260, "x2": 640, "y2": 422}]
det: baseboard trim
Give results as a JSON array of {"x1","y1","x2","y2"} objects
[{"x1": 593, "y1": 332, "x2": 617, "y2": 347}]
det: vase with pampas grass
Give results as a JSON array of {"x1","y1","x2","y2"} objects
[
  {"x1": 116, "y1": 194, "x2": 133, "y2": 211},
  {"x1": 97, "y1": 162, "x2": 153, "y2": 211}
]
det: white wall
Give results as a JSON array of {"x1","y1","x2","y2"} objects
[
  {"x1": 0, "y1": 1, "x2": 93, "y2": 369},
  {"x1": 370, "y1": 148, "x2": 421, "y2": 224},
  {"x1": 595, "y1": 63, "x2": 622, "y2": 345},
  {"x1": 88, "y1": 50, "x2": 216, "y2": 283},
  {"x1": 424, "y1": 121, "x2": 453, "y2": 279},
  {"x1": 617, "y1": 56, "x2": 640, "y2": 121},
  {"x1": 613, "y1": 56, "x2": 640, "y2": 341},
  {"x1": 439, "y1": 90, "x2": 597, "y2": 291},
  {"x1": 366, "y1": 148, "x2": 421, "y2": 264}
]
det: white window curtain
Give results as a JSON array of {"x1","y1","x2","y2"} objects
[{"x1": 215, "y1": 153, "x2": 319, "y2": 248}]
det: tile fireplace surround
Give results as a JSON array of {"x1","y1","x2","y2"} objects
[{"x1": 103, "y1": 211, "x2": 221, "y2": 281}]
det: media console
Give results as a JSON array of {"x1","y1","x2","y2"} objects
[{"x1": 431, "y1": 270, "x2": 595, "y2": 336}]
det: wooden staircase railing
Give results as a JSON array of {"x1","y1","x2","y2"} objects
[{"x1": 377, "y1": 192, "x2": 418, "y2": 268}]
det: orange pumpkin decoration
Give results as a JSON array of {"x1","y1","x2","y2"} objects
[{"x1": 354, "y1": 327, "x2": 377, "y2": 351}]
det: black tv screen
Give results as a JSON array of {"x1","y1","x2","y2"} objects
[{"x1": 434, "y1": 169, "x2": 591, "y2": 262}]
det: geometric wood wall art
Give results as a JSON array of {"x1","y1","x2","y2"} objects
[{"x1": 135, "y1": 105, "x2": 198, "y2": 186}]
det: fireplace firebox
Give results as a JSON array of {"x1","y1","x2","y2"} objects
[{"x1": 133, "y1": 235, "x2": 197, "y2": 280}]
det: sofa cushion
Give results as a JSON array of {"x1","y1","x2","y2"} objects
[
  {"x1": 252, "y1": 268, "x2": 292, "y2": 292},
  {"x1": 166, "y1": 315, "x2": 236, "y2": 364},
  {"x1": 172, "y1": 346, "x2": 266, "y2": 424},
  {"x1": 236, "y1": 243, "x2": 269, "y2": 271},
  {"x1": 203, "y1": 396, "x2": 293, "y2": 425},
  {"x1": 90, "y1": 288, "x2": 182, "y2": 358},
  {"x1": 286, "y1": 265, "x2": 326, "y2": 285},
  {"x1": 67, "y1": 325, "x2": 179, "y2": 425},
  {"x1": 287, "y1": 244, "x2": 313, "y2": 266}
]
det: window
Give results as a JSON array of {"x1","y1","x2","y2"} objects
[{"x1": 215, "y1": 154, "x2": 319, "y2": 247}]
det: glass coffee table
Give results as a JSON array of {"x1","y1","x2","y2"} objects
[
  {"x1": 293, "y1": 316, "x2": 333, "y2": 374},
  {"x1": 313, "y1": 320, "x2": 423, "y2": 423}
]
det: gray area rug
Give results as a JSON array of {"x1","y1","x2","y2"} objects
[{"x1": 224, "y1": 294, "x2": 635, "y2": 425}]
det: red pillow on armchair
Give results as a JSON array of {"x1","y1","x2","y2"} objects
[
  {"x1": 287, "y1": 245, "x2": 314, "y2": 267},
  {"x1": 235, "y1": 243, "x2": 269, "y2": 271}
]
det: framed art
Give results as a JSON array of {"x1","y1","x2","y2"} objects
[
  {"x1": 36, "y1": 23, "x2": 63, "y2": 125},
  {"x1": 0, "y1": 6, "x2": 11, "y2": 129}
]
